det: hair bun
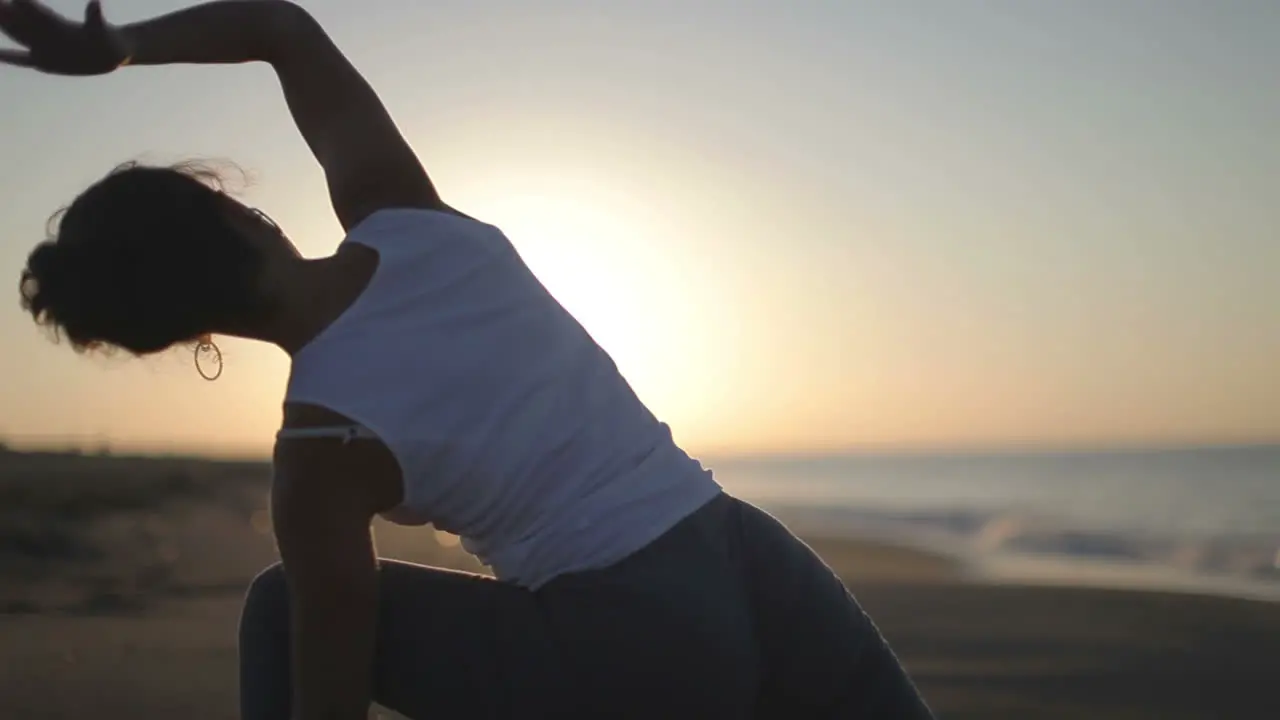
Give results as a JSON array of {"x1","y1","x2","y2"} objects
[
  {"x1": 18, "y1": 161, "x2": 263, "y2": 356},
  {"x1": 19, "y1": 241, "x2": 65, "y2": 328},
  {"x1": 19, "y1": 238, "x2": 113, "y2": 352}
]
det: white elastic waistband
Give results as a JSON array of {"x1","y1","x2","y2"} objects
[{"x1": 275, "y1": 425, "x2": 379, "y2": 444}]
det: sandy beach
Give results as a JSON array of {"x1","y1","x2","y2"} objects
[{"x1": 3, "y1": 449, "x2": 1278, "y2": 719}]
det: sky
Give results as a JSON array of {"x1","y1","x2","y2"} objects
[{"x1": 0, "y1": 0, "x2": 1276, "y2": 457}]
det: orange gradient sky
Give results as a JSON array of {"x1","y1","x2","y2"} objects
[{"x1": 0, "y1": 0, "x2": 1277, "y2": 457}]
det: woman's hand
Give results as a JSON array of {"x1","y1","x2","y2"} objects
[
  {"x1": 1, "y1": 0, "x2": 454, "y2": 229},
  {"x1": 0, "y1": 0, "x2": 129, "y2": 76}
]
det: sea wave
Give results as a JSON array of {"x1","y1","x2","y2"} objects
[{"x1": 757, "y1": 502, "x2": 1280, "y2": 601}]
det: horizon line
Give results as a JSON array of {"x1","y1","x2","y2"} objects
[{"x1": 3, "y1": 435, "x2": 1277, "y2": 464}]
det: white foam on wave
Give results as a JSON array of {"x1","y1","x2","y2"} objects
[
  {"x1": 974, "y1": 551, "x2": 1280, "y2": 604},
  {"x1": 756, "y1": 501, "x2": 1280, "y2": 603}
]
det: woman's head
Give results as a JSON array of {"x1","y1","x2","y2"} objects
[{"x1": 18, "y1": 161, "x2": 292, "y2": 355}]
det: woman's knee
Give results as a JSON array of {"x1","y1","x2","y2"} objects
[
  {"x1": 247, "y1": 561, "x2": 287, "y2": 598},
  {"x1": 238, "y1": 564, "x2": 293, "y2": 718},
  {"x1": 241, "y1": 562, "x2": 289, "y2": 629}
]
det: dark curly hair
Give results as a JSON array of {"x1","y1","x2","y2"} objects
[{"x1": 18, "y1": 161, "x2": 265, "y2": 355}]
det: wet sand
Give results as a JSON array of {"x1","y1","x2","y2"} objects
[{"x1": 2, "y1": 449, "x2": 1278, "y2": 719}]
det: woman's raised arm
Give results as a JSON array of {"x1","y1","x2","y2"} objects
[{"x1": 0, "y1": 0, "x2": 454, "y2": 231}]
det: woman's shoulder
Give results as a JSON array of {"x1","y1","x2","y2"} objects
[
  {"x1": 287, "y1": 208, "x2": 522, "y2": 377},
  {"x1": 342, "y1": 207, "x2": 506, "y2": 254}
]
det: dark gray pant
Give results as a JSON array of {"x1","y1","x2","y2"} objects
[{"x1": 239, "y1": 493, "x2": 934, "y2": 719}]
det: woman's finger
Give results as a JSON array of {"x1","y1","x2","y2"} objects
[
  {"x1": 83, "y1": 0, "x2": 104, "y2": 29},
  {"x1": 0, "y1": 0, "x2": 40, "y2": 47},
  {"x1": 9, "y1": 0, "x2": 64, "y2": 37},
  {"x1": 0, "y1": 46, "x2": 34, "y2": 67},
  {"x1": 0, "y1": 0, "x2": 21, "y2": 37},
  {"x1": 11, "y1": 0, "x2": 52, "y2": 16},
  {"x1": 0, "y1": 20, "x2": 29, "y2": 50}
]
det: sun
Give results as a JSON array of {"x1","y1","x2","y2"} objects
[
  {"x1": 478, "y1": 178, "x2": 675, "y2": 364},
  {"x1": 466, "y1": 172, "x2": 717, "y2": 432}
]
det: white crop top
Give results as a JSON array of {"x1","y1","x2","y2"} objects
[{"x1": 283, "y1": 209, "x2": 721, "y2": 589}]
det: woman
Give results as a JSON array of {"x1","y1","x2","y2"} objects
[{"x1": 4, "y1": 2, "x2": 934, "y2": 718}]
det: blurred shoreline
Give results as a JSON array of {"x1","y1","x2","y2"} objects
[
  {"x1": 3, "y1": 448, "x2": 1279, "y2": 718},
  {"x1": 4, "y1": 444, "x2": 1277, "y2": 605},
  {"x1": 772, "y1": 505, "x2": 1280, "y2": 605},
  {"x1": 712, "y1": 443, "x2": 1280, "y2": 605}
]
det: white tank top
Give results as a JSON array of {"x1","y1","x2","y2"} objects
[{"x1": 284, "y1": 209, "x2": 722, "y2": 588}]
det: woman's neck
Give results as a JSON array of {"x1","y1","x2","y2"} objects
[{"x1": 247, "y1": 246, "x2": 378, "y2": 356}]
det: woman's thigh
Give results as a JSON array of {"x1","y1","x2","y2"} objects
[
  {"x1": 382, "y1": 536, "x2": 762, "y2": 720},
  {"x1": 239, "y1": 560, "x2": 572, "y2": 720},
  {"x1": 242, "y1": 498, "x2": 770, "y2": 720},
  {"x1": 370, "y1": 561, "x2": 572, "y2": 719},
  {"x1": 537, "y1": 494, "x2": 762, "y2": 719},
  {"x1": 734, "y1": 500, "x2": 935, "y2": 718}
]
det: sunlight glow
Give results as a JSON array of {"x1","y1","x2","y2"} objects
[{"x1": 472, "y1": 172, "x2": 720, "y2": 430}]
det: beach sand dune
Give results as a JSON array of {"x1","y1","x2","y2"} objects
[{"x1": 2, "y1": 451, "x2": 1277, "y2": 719}]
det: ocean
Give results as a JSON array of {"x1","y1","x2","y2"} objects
[{"x1": 707, "y1": 444, "x2": 1280, "y2": 602}]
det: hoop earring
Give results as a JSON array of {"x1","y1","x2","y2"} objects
[{"x1": 195, "y1": 338, "x2": 223, "y2": 381}]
